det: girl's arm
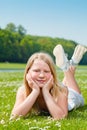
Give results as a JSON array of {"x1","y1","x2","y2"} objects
[
  {"x1": 42, "y1": 77, "x2": 68, "y2": 120},
  {"x1": 10, "y1": 86, "x2": 39, "y2": 119}
]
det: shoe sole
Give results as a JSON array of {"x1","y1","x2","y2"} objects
[
  {"x1": 53, "y1": 44, "x2": 66, "y2": 67},
  {"x1": 72, "y1": 44, "x2": 87, "y2": 64}
]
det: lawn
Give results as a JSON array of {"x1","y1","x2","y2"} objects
[
  {"x1": 0, "y1": 64, "x2": 87, "y2": 130},
  {"x1": 0, "y1": 62, "x2": 26, "y2": 69}
]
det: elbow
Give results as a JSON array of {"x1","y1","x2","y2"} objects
[
  {"x1": 63, "y1": 109, "x2": 68, "y2": 118},
  {"x1": 10, "y1": 109, "x2": 27, "y2": 120},
  {"x1": 62, "y1": 111, "x2": 68, "y2": 119},
  {"x1": 60, "y1": 111, "x2": 68, "y2": 119},
  {"x1": 52, "y1": 111, "x2": 68, "y2": 120},
  {"x1": 10, "y1": 112, "x2": 25, "y2": 120}
]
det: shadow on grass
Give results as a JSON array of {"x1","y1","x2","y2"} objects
[
  {"x1": 19, "y1": 105, "x2": 87, "y2": 121},
  {"x1": 68, "y1": 104, "x2": 87, "y2": 120},
  {"x1": 78, "y1": 104, "x2": 87, "y2": 111}
]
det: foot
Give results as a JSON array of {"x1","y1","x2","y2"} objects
[
  {"x1": 70, "y1": 44, "x2": 87, "y2": 65},
  {"x1": 53, "y1": 44, "x2": 70, "y2": 71}
]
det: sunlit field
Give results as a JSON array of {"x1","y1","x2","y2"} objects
[{"x1": 0, "y1": 65, "x2": 87, "y2": 130}]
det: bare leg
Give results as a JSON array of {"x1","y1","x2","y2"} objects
[
  {"x1": 53, "y1": 44, "x2": 86, "y2": 94},
  {"x1": 62, "y1": 66, "x2": 81, "y2": 94}
]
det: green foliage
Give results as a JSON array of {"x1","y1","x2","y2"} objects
[
  {"x1": 0, "y1": 23, "x2": 87, "y2": 64},
  {"x1": 17, "y1": 25, "x2": 26, "y2": 35},
  {"x1": 0, "y1": 66, "x2": 87, "y2": 130},
  {"x1": 5, "y1": 23, "x2": 26, "y2": 35},
  {"x1": 5, "y1": 23, "x2": 16, "y2": 32}
]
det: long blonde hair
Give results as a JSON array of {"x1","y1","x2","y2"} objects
[{"x1": 24, "y1": 52, "x2": 62, "y2": 98}]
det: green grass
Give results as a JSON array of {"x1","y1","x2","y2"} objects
[
  {"x1": 0, "y1": 62, "x2": 26, "y2": 69},
  {"x1": 0, "y1": 64, "x2": 87, "y2": 130}
]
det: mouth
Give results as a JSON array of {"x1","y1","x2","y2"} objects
[{"x1": 36, "y1": 80, "x2": 46, "y2": 84}]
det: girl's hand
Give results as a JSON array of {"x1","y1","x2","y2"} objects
[
  {"x1": 26, "y1": 73, "x2": 40, "y2": 93},
  {"x1": 42, "y1": 75, "x2": 54, "y2": 91}
]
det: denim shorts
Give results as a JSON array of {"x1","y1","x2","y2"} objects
[{"x1": 68, "y1": 87, "x2": 84, "y2": 111}]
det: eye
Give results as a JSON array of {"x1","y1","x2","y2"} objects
[
  {"x1": 44, "y1": 70, "x2": 51, "y2": 73},
  {"x1": 33, "y1": 69, "x2": 40, "y2": 72}
]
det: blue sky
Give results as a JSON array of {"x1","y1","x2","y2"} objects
[{"x1": 0, "y1": 0, "x2": 87, "y2": 45}]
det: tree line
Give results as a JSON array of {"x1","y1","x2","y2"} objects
[{"x1": 0, "y1": 23, "x2": 87, "y2": 64}]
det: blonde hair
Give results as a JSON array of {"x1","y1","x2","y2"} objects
[{"x1": 24, "y1": 52, "x2": 62, "y2": 98}]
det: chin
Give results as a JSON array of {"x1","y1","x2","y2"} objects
[
  {"x1": 39, "y1": 85, "x2": 44, "y2": 88},
  {"x1": 36, "y1": 81, "x2": 45, "y2": 88}
]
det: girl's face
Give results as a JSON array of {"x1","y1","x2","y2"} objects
[{"x1": 28, "y1": 59, "x2": 52, "y2": 88}]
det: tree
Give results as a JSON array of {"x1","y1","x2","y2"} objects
[
  {"x1": 17, "y1": 25, "x2": 26, "y2": 35},
  {"x1": 5, "y1": 23, "x2": 16, "y2": 32}
]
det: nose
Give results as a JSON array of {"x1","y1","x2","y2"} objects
[{"x1": 39, "y1": 71, "x2": 45, "y2": 77}]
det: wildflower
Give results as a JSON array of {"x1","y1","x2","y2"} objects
[{"x1": 0, "y1": 119, "x2": 5, "y2": 124}]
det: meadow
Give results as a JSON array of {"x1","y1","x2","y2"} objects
[{"x1": 0, "y1": 63, "x2": 87, "y2": 130}]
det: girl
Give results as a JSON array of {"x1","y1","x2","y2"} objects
[{"x1": 10, "y1": 44, "x2": 87, "y2": 120}]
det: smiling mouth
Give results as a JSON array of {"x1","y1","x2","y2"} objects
[{"x1": 36, "y1": 80, "x2": 46, "y2": 84}]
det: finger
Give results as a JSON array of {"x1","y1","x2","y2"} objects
[
  {"x1": 45, "y1": 75, "x2": 53, "y2": 86},
  {"x1": 28, "y1": 76, "x2": 38, "y2": 88},
  {"x1": 26, "y1": 73, "x2": 33, "y2": 86}
]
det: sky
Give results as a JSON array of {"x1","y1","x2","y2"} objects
[{"x1": 0, "y1": 0, "x2": 87, "y2": 46}]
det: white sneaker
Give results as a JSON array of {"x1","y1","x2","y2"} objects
[
  {"x1": 53, "y1": 44, "x2": 70, "y2": 71},
  {"x1": 70, "y1": 44, "x2": 87, "y2": 65}
]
